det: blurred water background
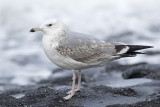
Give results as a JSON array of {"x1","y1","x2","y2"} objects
[{"x1": 0, "y1": 0, "x2": 160, "y2": 86}]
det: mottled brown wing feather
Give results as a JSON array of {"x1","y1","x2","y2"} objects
[{"x1": 56, "y1": 32, "x2": 117, "y2": 63}]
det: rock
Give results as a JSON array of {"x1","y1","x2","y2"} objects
[
  {"x1": 1, "y1": 62, "x2": 160, "y2": 106},
  {"x1": 20, "y1": 87, "x2": 60, "y2": 107},
  {"x1": 0, "y1": 94, "x2": 23, "y2": 107},
  {"x1": 105, "y1": 62, "x2": 160, "y2": 80},
  {"x1": 107, "y1": 98, "x2": 160, "y2": 107},
  {"x1": 1, "y1": 82, "x2": 160, "y2": 107},
  {"x1": 121, "y1": 63, "x2": 160, "y2": 80},
  {"x1": 122, "y1": 63, "x2": 150, "y2": 79},
  {"x1": 93, "y1": 86, "x2": 137, "y2": 97}
]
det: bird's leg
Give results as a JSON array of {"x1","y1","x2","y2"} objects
[
  {"x1": 75, "y1": 70, "x2": 81, "y2": 92},
  {"x1": 63, "y1": 70, "x2": 76, "y2": 100},
  {"x1": 67, "y1": 70, "x2": 82, "y2": 94}
]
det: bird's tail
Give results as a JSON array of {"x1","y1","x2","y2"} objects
[{"x1": 116, "y1": 45, "x2": 153, "y2": 57}]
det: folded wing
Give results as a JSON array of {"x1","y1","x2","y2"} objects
[{"x1": 56, "y1": 32, "x2": 153, "y2": 63}]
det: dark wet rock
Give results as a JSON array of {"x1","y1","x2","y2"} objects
[
  {"x1": 1, "y1": 82, "x2": 160, "y2": 107},
  {"x1": 93, "y1": 86, "x2": 137, "y2": 97},
  {"x1": 20, "y1": 87, "x2": 59, "y2": 107},
  {"x1": 122, "y1": 64, "x2": 151, "y2": 79},
  {"x1": 1, "y1": 85, "x2": 41, "y2": 96},
  {"x1": 0, "y1": 94, "x2": 24, "y2": 107},
  {"x1": 105, "y1": 62, "x2": 148, "y2": 72},
  {"x1": 1, "y1": 62, "x2": 160, "y2": 106},
  {"x1": 122, "y1": 63, "x2": 160, "y2": 80},
  {"x1": 38, "y1": 76, "x2": 73, "y2": 85},
  {"x1": 105, "y1": 62, "x2": 160, "y2": 80},
  {"x1": 107, "y1": 97, "x2": 160, "y2": 107}
]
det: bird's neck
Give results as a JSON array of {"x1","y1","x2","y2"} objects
[{"x1": 43, "y1": 25, "x2": 68, "y2": 42}]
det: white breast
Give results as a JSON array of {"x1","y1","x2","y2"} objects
[{"x1": 42, "y1": 35, "x2": 87, "y2": 70}]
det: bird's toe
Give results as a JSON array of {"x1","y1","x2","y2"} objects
[
  {"x1": 63, "y1": 93, "x2": 74, "y2": 100},
  {"x1": 75, "y1": 88, "x2": 81, "y2": 92}
]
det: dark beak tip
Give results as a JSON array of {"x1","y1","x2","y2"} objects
[{"x1": 30, "y1": 28, "x2": 35, "y2": 32}]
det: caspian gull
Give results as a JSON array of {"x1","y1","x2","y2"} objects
[{"x1": 30, "y1": 19, "x2": 153, "y2": 100}]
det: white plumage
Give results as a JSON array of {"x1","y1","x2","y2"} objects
[{"x1": 30, "y1": 19, "x2": 153, "y2": 100}]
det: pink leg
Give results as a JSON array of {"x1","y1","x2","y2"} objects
[
  {"x1": 75, "y1": 70, "x2": 81, "y2": 92},
  {"x1": 63, "y1": 70, "x2": 76, "y2": 100},
  {"x1": 67, "y1": 70, "x2": 82, "y2": 94}
]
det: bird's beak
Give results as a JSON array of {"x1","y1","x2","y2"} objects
[{"x1": 30, "y1": 27, "x2": 43, "y2": 32}]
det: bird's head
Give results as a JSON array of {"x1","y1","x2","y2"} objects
[{"x1": 30, "y1": 19, "x2": 65, "y2": 35}]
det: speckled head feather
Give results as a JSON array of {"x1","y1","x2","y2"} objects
[{"x1": 39, "y1": 19, "x2": 66, "y2": 35}]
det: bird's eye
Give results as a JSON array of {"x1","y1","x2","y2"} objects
[{"x1": 47, "y1": 24, "x2": 53, "y2": 27}]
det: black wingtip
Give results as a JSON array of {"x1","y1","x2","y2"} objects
[
  {"x1": 139, "y1": 45, "x2": 154, "y2": 48},
  {"x1": 126, "y1": 45, "x2": 154, "y2": 52},
  {"x1": 118, "y1": 45, "x2": 154, "y2": 57},
  {"x1": 149, "y1": 46, "x2": 154, "y2": 48}
]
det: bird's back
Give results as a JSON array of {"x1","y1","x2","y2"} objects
[{"x1": 42, "y1": 31, "x2": 153, "y2": 70}]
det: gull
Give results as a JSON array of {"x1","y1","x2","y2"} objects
[{"x1": 30, "y1": 19, "x2": 153, "y2": 100}]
